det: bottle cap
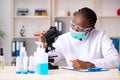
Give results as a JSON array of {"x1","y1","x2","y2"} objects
[
  {"x1": 28, "y1": 70, "x2": 35, "y2": 74},
  {"x1": 16, "y1": 71, "x2": 21, "y2": 74},
  {"x1": 22, "y1": 71, "x2": 28, "y2": 74}
]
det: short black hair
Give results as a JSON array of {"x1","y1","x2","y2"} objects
[{"x1": 74, "y1": 7, "x2": 97, "y2": 28}]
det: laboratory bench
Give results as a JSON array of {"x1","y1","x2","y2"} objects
[{"x1": 0, "y1": 66, "x2": 120, "y2": 80}]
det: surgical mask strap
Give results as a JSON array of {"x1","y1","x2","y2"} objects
[{"x1": 85, "y1": 27, "x2": 94, "y2": 37}]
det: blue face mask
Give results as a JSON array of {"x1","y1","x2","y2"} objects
[{"x1": 70, "y1": 27, "x2": 85, "y2": 40}]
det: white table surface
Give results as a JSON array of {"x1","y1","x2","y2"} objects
[{"x1": 0, "y1": 66, "x2": 120, "y2": 80}]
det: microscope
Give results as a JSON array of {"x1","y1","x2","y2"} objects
[{"x1": 41, "y1": 26, "x2": 59, "y2": 69}]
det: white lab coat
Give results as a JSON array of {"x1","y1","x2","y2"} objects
[{"x1": 52, "y1": 29, "x2": 120, "y2": 69}]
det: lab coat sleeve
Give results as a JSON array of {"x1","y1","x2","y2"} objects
[
  {"x1": 90, "y1": 31, "x2": 120, "y2": 69},
  {"x1": 50, "y1": 36, "x2": 64, "y2": 64}
]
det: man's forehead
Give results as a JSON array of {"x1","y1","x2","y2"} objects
[
  {"x1": 74, "y1": 14, "x2": 87, "y2": 22},
  {"x1": 74, "y1": 13, "x2": 86, "y2": 19}
]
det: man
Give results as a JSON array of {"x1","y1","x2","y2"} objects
[{"x1": 41, "y1": 7, "x2": 120, "y2": 69}]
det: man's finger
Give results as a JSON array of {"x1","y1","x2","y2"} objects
[{"x1": 70, "y1": 59, "x2": 77, "y2": 63}]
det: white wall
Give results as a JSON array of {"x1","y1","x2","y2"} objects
[
  {"x1": 0, "y1": 0, "x2": 11, "y2": 65},
  {"x1": 97, "y1": 0, "x2": 120, "y2": 37}
]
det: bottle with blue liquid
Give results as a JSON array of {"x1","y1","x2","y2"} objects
[{"x1": 36, "y1": 48, "x2": 48, "y2": 75}]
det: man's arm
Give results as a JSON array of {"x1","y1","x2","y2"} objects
[
  {"x1": 90, "y1": 53, "x2": 120, "y2": 69},
  {"x1": 90, "y1": 32, "x2": 120, "y2": 69}
]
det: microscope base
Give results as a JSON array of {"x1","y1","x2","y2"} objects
[{"x1": 49, "y1": 63, "x2": 59, "y2": 69}]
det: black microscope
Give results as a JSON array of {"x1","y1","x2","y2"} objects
[{"x1": 41, "y1": 26, "x2": 59, "y2": 69}]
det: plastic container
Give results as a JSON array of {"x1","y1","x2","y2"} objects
[
  {"x1": 19, "y1": 47, "x2": 27, "y2": 67},
  {"x1": 16, "y1": 57, "x2": 22, "y2": 74},
  {"x1": 34, "y1": 48, "x2": 40, "y2": 72},
  {"x1": 17, "y1": 47, "x2": 28, "y2": 74},
  {"x1": 35, "y1": 48, "x2": 48, "y2": 75},
  {"x1": 22, "y1": 55, "x2": 28, "y2": 74},
  {"x1": 28, "y1": 56, "x2": 35, "y2": 74}
]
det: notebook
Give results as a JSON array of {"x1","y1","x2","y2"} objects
[{"x1": 62, "y1": 66, "x2": 109, "y2": 72}]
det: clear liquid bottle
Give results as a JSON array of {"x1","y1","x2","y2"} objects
[
  {"x1": 0, "y1": 48, "x2": 4, "y2": 72},
  {"x1": 19, "y1": 47, "x2": 27, "y2": 68},
  {"x1": 16, "y1": 57, "x2": 22, "y2": 74}
]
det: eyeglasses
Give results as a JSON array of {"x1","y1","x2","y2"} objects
[{"x1": 70, "y1": 20, "x2": 91, "y2": 32}]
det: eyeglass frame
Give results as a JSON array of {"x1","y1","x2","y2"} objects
[{"x1": 70, "y1": 20, "x2": 93, "y2": 32}]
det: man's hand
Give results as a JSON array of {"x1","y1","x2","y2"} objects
[
  {"x1": 38, "y1": 30, "x2": 49, "y2": 47},
  {"x1": 71, "y1": 59, "x2": 95, "y2": 69}
]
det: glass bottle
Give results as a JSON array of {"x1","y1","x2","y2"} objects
[{"x1": 0, "y1": 48, "x2": 4, "y2": 71}]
